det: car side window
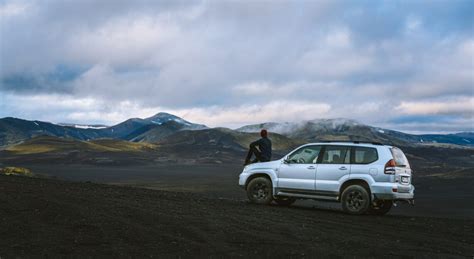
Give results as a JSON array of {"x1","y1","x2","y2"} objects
[
  {"x1": 354, "y1": 147, "x2": 378, "y2": 164},
  {"x1": 320, "y1": 146, "x2": 350, "y2": 164},
  {"x1": 287, "y1": 146, "x2": 321, "y2": 164}
]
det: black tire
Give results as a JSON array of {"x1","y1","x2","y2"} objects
[
  {"x1": 274, "y1": 197, "x2": 296, "y2": 206},
  {"x1": 341, "y1": 185, "x2": 371, "y2": 215},
  {"x1": 368, "y1": 200, "x2": 392, "y2": 215},
  {"x1": 246, "y1": 177, "x2": 273, "y2": 205}
]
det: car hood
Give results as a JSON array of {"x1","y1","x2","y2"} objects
[{"x1": 245, "y1": 160, "x2": 281, "y2": 171}]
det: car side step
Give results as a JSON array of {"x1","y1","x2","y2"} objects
[{"x1": 276, "y1": 191, "x2": 339, "y2": 201}]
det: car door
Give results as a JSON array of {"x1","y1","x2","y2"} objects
[
  {"x1": 277, "y1": 145, "x2": 322, "y2": 191},
  {"x1": 316, "y1": 145, "x2": 351, "y2": 194}
]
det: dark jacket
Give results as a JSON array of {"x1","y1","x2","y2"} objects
[{"x1": 250, "y1": 137, "x2": 272, "y2": 161}]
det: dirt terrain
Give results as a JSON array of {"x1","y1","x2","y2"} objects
[
  {"x1": 20, "y1": 163, "x2": 474, "y2": 219},
  {"x1": 0, "y1": 174, "x2": 473, "y2": 258},
  {"x1": 1, "y1": 139, "x2": 473, "y2": 257}
]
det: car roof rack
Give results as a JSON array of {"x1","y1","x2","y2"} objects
[{"x1": 317, "y1": 140, "x2": 386, "y2": 145}]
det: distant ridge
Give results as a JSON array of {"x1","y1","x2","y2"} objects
[
  {"x1": 0, "y1": 114, "x2": 472, "y2": 147},
  {"x1": 0, "y1": 113, "x2": 207, "y2": 146}
]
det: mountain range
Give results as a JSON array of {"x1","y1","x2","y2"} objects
[
  {"x1": 0, "y1": 112, "x2": 473, "y2": 148},
  {"x1": 0, "y1": 113, "x2": 206, "y2": 146}
]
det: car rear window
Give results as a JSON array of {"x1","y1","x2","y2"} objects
[
  {"x1": 390, "y1": 147, "x2": 410, "y2": 168},
  {"x1": 354, "y1": 147, "x2": 378, "y2": 164}
]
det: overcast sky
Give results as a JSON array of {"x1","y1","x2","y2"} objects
[{"x1": 0, "y1": 0, "x2": 473, "y2": 133}]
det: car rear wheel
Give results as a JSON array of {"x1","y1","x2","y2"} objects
[
  {"x1": 274, "y1": 197, "x2": 296, "y2": 206},
  {"x1": 368, "y1": 200, "x2": 392, "y2": 215},
  {"x1": 247, "y1": 177, "x2": 273, "y2": 205},
  {"x1": 341, "y1": 185, "x2": 370, "y2": 215}
]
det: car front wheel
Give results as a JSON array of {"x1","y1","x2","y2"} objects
[
  {"x1": 341, "y1": 185, "x2": 370, "y2": 215},
  {"x1": 247, "y1": 177, "x2": 273, "y2": 205}
]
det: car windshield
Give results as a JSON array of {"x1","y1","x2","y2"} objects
[{"x1": 390, "y1": 147, "x2": 410, "y2": 168}]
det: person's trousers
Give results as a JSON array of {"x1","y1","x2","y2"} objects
[{"x1": 245, "y1": 146, "x2": 267, "y2": 163}]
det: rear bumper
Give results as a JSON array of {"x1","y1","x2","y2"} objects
[{"x1": 372, "y1": 183, "x2": 415, "y2": 201}]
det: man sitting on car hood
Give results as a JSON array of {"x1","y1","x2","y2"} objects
[{"x1": 244, "y1": 129, "x2": 272, "y2": 165}]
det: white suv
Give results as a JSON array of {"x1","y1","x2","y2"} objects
[{"x1": 239, "y1": 142, "x2": 415, "y2": 215}]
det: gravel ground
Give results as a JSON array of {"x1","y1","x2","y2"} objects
[{"x1": 0, "y1": 175, "x2": 472, "y2": 258}]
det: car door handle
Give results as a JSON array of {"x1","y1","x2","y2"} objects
[
  {"x1": 307, "y1": 166, "x2": 315, "y2": 170},
  {"x1": 339, "y1": 166, "x2": 348, "y2": 170}
]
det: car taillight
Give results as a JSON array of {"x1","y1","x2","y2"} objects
[{"x1": 384, "y1": 159, "x2": 396, "y2": 174}]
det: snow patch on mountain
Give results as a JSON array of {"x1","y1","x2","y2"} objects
[
  {"x1": 74, "y1": 125, "x2": 108, "y2": 129},
  {"x1": 58, "y1": 123, "x2": 109, "y2": 129},
  {"x1": 147, "y1": 113, "x2": 190, "y2": 125},
  {"x1": 144, "y1": 112, "x2": 206, "y2": 130}
]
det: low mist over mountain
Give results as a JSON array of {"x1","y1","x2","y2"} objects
[
  {"x1": 237, "y1": 119, "x2": 474, "y2": 147},
  {"x1": 0, "y1": 113, "x2": 472, "y2": 148}
]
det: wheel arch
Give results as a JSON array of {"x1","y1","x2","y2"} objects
[
  {"x1": 339, "y1": 178, "x2": 373, "y2": 201},
  {"x1": 245, "y1": 172, "x2": 274, "y2": 190}
]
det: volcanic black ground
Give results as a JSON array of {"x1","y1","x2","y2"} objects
[{"x1": 0, "y1": 174, "x2": 473, "y2": 258}]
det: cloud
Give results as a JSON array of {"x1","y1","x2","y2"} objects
[
  {"x1": 384, "y1": 115, "x2": 473, "y2": 134},
  {"x1": 0, "y1": 91, "x2": 331, "y2": 127},
  {"x1": 405, "y1": 15, "x2": 422, "y2": 33},
  {"x1": 65, "y1": 15, "x2": 183, "y2": 68},
  {"x1": 296, "y1": 27, "x2": 375, "y2": 79},
  {"x1": 395, "y1": 98, "x2": 474, "y2": 117},
  {"x1": 2, "y1": 90, "x2": 472, "y2": 133},
  {"x1": 177, "y1": 101, "x2": 332, "y2": 128},
  {"x1": 0, "y1": 1, "x2": 473, "y2": 133},
  {"x1": 231, "y1": 81, "x2": 325, "y2": 97},
  {"x1": 0, "y1": 92, "x2": 164, "y2": 124},
  {"x1": 0, "y1": 2, "x2": 30, "y2": 18}
]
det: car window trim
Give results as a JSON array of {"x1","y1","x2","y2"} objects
[
  {"x1": 350, "y1": 146, "x2": 355, "y2": 164},
  {"x1": 316, "y1": 145, "x2": 326, "y2": 164}
]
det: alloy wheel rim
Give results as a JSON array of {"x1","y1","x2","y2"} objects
[
  {"x1": 347, "y1": 190, "x2": 366, "y2": 211},
  {"x1": 252, "y1": 183, "x2": 269, "y2": 200}
]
